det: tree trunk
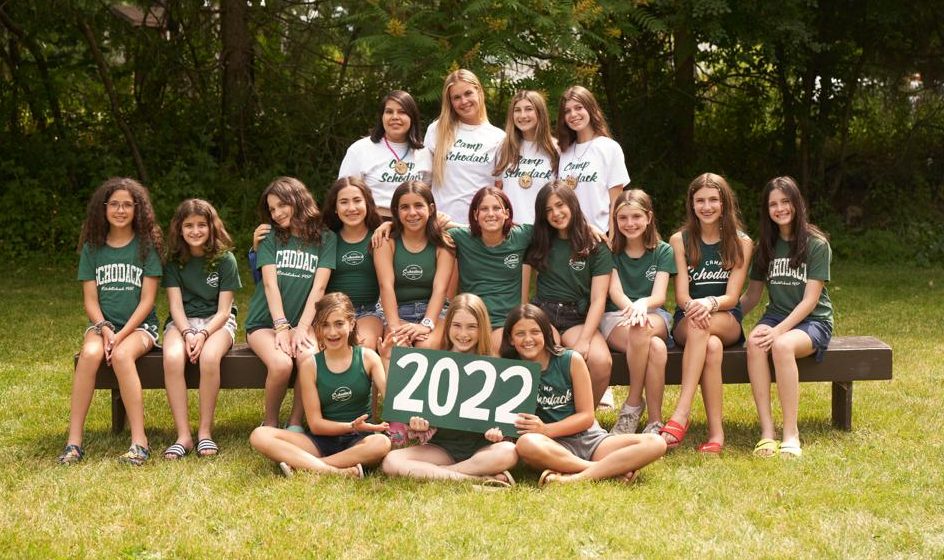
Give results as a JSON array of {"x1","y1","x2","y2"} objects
[
  {"x1": 220, "y1": 0, "x2": 253, "y2": 169},
  {"x1": 78, "y1": 16, "x2": 149, "y2": 183},
  {"x1": 672, "y1": 18, "x2": 696, "y2": 168},
  {"x1": 774, "y1": 44, "x2": 797, "y2": 173}
]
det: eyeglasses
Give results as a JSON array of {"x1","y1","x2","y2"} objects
[{"x1": 105, "y1": 201, "x2": 137, "y2": 211}]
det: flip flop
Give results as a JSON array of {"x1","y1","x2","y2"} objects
[
  {"x1": 196, "y1": 438, "x2": 219, "y2": 457},
  {"x1": 752, "y1": 438, "x2": 779, "y2": 458},
  {"x1": 659, "y1": 419, "x2": 690, "y2": 449},
  {"x1": 163, "y1": 443, "x2": 191, "y2": 460},
  {"x1": 353, "y1": 463, "x2": 365, "y2": 479},
  {"x1": 278, "y1": 462, "x2": 294, "y2": 478},
  {"x1": 778, "y1": 442, "x2": 803, "y2": 458},
  {"x1": 473, "y1": 478, "x2": 512, "y2": 491},
  {"x1": 499, "y1": 470, "x2": 516, "y2": 487},
  {"x1": 697, "y1": 441, "x2": 724, "y2": 454},
  {"x1": 538, "y1": 469, "x2": 561, "y2": 488}
]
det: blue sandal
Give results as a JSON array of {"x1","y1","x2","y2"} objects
[{"x1": 57, "y1": 444, "x2": 85, "y2": 465}]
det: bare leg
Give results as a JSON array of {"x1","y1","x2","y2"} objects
[
  {"x1": 771, "y1": 331, "x2": 815, "y2": 447},
  {"x1": 196, "y1": 330, "x2": 233, "y2": 443},
  {"x1": 67, "y1": 332, "x2": 106, "y2": 446},
  {"x1": 163, "y1": 327, "x2": 193, "y2": 451},
  {"x1": 287, "y1": 327, "x2": 316, "y2": 426},
  {"x1": 562, "y1": 326, "x2": 612, "y2": 406},
  {"x1": 746, "y1": 325, "x2": 776, "y2": 440},
  {"x1": 701, "y1": 336, "x2": 725, "y2": 445},
  {"x1": 110, "y1": 332, "x2": 155, "y2": 448},
  {"x1": 248, "y1": 329, "x2": 294, "y2": 427},
  {"x1": 515, "y1": 433, "x2": 592, "y2": 473},
  {"x1": 319, "y1": 434, "x2": 391, "y2": 468},
  {"x1": 645, "y1": 336, "x2": 668, "y2": 424},
  {"x1": 382, "y1": 441, "x2": 517, "y2": 481},
  {"x1": 248, "y1": 426, "x2": 360, "y2": 476},
  {"x1": 664, "y1": 317, "x2": 709, "y2": 442},
  {"x1": 356, "y1": 316, "x2": 383, "y2": 352},
  {"x1": 553, "y1": 434, "x2": 667, "y2": 483}
]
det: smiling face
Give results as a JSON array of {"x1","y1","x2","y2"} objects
[
  {"x1": 335, "y1": 185, "x2": 367, "y2": 229},
  {"x1": 181, "y1": 214, "x2": 210, "y2": 254},
  {"x1": 474, "y1": 194, "x2": 508, "y2": 236},
  {"x1": 513, "y1": 98, "x2": 538, "y2": 138},
  {"x1": 563, "y1": 99, "x2": 591, "y2": 136},
  {"x1": 616, "y1": 204, "x2": 651, "y2": 243},
  {"x1": 448, "y1": 309, "x2": 480, "y2": 353},
  {"x1": 767, "y1": 187, "x2": 795, "y2": 234},
  {"x1": 449, "y1": 82, "x2": 481, "y2": 125},
  {"x1": 317, "y1": 309, "x2": 354, "y2": 352},
  {"x1": 544, "y1": 193, "x2": 572, "y2": 233},
  {"x1": 267, "y1": 194, "x2": 293, "y2": 230},
  {"x1": 105, "y1": 189, "x2": 135, "y2": 231},
  {"x1": 692, "y1": 186, "x2": 722, "y2": 227},
  {"x1": 510, "y1": 318, "x2": 545, "y2": 361},
  {"x1": 397, "y1": 192, "x2": 430, "y2": 233},
  {"x1": 382, "y1": 99, "x2": 411, "y2": 143}
]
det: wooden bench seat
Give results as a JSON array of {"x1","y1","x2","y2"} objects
[{"x1": 90, "y1": 336, "x2": 892, "y2": 434}]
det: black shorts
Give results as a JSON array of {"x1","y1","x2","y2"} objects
[{"x1": 305, "y1": 431, "x2": 368, "y2": 456}]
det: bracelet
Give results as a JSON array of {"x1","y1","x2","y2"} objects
[
  {"x1": 92, "y1": 320, "x2": 114, "y2": 334},
  {"x1": 197, "y1": 329, "x2": 209, "y2": 339},
  {"x1": 274, "y1": 323, "x2": 292, "y2": 333},
  {"x1": 273, "y1": 317, "x2": 289, "y2": 327},
  {"x1": 181, "y1": 328, "x2": 196, "y2": 336},
  {"x1": 708, "y1": 296, "x2": 719, "y2": 313}
]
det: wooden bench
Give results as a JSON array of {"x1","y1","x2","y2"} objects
[{"x1": 90, "y1": 336, "x2": 892, "y2": 434}]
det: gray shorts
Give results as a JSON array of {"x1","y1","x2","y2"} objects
[
  {"x1": 599, "y1": 307, "x2": 673, "y2": 342},
  {"x1": 165, "y1": 314, "x2": 237, "y2": 343},
  {"x1": 554, "y1": 420, "x2": 611, "y2": 461}
]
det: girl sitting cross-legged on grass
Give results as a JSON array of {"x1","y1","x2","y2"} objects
[
  {"x1": 740, "y1": 176, "x2": 833, "y2": 459},
  {"x1": 161, "y1": 199, "x2": 242, "y2": 460},
  {"x1": 59, "y1": 177, "x2": 163, "y2": 466},
  {"x1": 503, "y1": 304, "x2": 666, "y2": 486},
  {"x1": 380, "y1": 293, "x2": 518, "y2": 487},
  {"x1": 250, "y1": 293, "x2": 391, "y2": 478}
]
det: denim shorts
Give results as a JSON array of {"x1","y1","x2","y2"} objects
[
  {"x1": 305, "y1": 431, "x2": 368, "y2": 456},
  {"x1": 531, "y1": 298, "x2": 585, "y2": 333},
  {"x1": 390, "y1": 300, "x2": 447, "y2": 326},
  {"x1": 354, "y1": 303, "x2": 384, "y2": 321},
  {"x1": 757, "y1": 313, "x2": 833, "y2": 362},
  {"x1": 599, "y1": 307, "x2": 674, "y2": 347},
  {"x1": 672, "y1": 306, "x2": 745, "y2": 346}
]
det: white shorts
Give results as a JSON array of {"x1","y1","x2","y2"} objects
[
  {"x1": 599, "y1": 307, "x2": 673, "y2": 341},
  {"x1": 165, "y1": 314, "x2": 237, "y2": 343}
]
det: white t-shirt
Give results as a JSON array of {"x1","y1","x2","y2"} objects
[
  {"x1": 337, "y1": 136, "x2": 432, "y2": 211},
  {"x1": 498, "y1": 140, "x2": 557, "y2": 225},
  {"x1": 557, "y1": 136, "x2": 630, "y2": 232},
  {"x1": 424, "y1": 119, "x2": 505, "y2": 225}
]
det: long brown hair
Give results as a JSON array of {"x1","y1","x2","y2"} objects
[
  {"x1": 493, "y1": 90, "x2": 559, "y2": 177},
  {"x1": 78, "y1": 177, "x2": 163, "y2": 263},
  {"x1": 258, "y1": 177, "x2": 323, "y2": 246},
  {"x1": 314, "y1": 292, "x2": 358, "y2": 350},
  {"x1": 431, "y1": 69, "x2": 488, "y2": 187},
  {"x1": 499, "y1": 304, "x2": 564, "y2": 359},
  {"x1": 389, "y1": 181, "x2": 451, "y2": 250},
  {"x1": 525, "y1": 181, "x2": 597, "y2": 271},
  {"x1": 611, "y1": 189, "x2": 661, "y2": 255},
  {"x1": 166, "y1": 198, "x2": 234, "y2": 266},
  {"x1": 323, "y1": 177, "x2": 383, "y2": 232},
  {"x1": 556, "y1": 86, "x2": 612, "y2": 154},
  {"x1": 679, "y1": 173, "x2": 746, "y2": 270},
  {"x1": 441, "y1": 293, "x2": 493, "y2": 356},
  {"x1": 756, "y1": 176, "x2": 828, "y2": 272}
]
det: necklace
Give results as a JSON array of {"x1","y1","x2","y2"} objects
[
  {"x1": 383, "y1": 137, "x2": 410, "y2": 175},
  {"x1": 565, "y1": 137, "x2": 595, "y2": 189},
  {"x1": 517, "y1": 141, "x2": 539, "y2": 189}
]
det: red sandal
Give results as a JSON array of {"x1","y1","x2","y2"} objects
[
  {"x1": 659, "y1": 419, "x2": 689, "y2": 449},
  {"x1": 697, "y1": 441, "x2": 724, "y2": 454}
]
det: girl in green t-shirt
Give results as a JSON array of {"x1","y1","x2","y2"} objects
[
  {"x1": 381, "y1": 294, "x2": 518, "y2": 487},
  {"x1": 501, "y1": 304, "x2": 666, "y2": 485},
  {"x1": 246, "y1": 177, "x2": 336, "y2": 429},
  {"x1": 525, "y1": 181, "x2": 613, "y2": 408},
  {"x1": 59, "y1": 178, "x2": 164, "y2": 466},
  {"x1": 375, "y1": 181, "x2": 454, "y2": 350},
  {"x1": 250, "y1": 293, "x2": 390, "y2": 477},
  {"x1": 161, "y1": 199, "x2": 242, "y2": 460},
  {"x1": 603, "y1": 190, "x2": 676, "y2": 436},
  {"x1": 740, "y1": 176, "x2": 833, "y2": 459},
  {"x1": 662, "y1": 173, "x2": 753, "y2": 454},
  {"x1": 323, "y1": 177, "x2": 385, "y2": 353}
]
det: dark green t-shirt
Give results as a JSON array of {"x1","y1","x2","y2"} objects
[
  {"x1": 450, "y1": 224, "x2": 532, "y2": 327},
  {"x1": 605, "y1": 240, "x2": 676, "y2": 312},
  {"x1": 683, "y1": 232, "x2": 747, "y2": 315},
  {"x1": 314, "y1": 346, "x2": 371, "y2": 423},
  {"x1": 326, "y1": 231, "x2": 379, "y2": 307},
  {"x1": 536, "y1": 237, "x2": 612, "y2": 313},
  {"x1": 244, "y1": 230, "x2": 337, "y2": 331},
  {"x1": 162, "y1": 251, "x2": 242, "y2": 319},
  {"x1": 392, "y1": 237, "x2": 437, "y2": 304},
  {"x1": 750, "y1": 235, "x2": 833, "y2": 326},
  {"x1": 77, "y1": 237, "x2": 162, "y2": 331},
  {"x1": 535, "y1": 350, "x2": 576, "y2": 424}
]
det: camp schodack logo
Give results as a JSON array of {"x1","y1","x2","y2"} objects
[
  {"x1": 402, "y1": 264, "x2": 423, "y2": 280},
  {"x1": 206, "y1": 272, "x2": 220, "y2": 288},
  {"x1": 569, "y1": 258, "x2": 586, "y2": 271},
  {"x1": 332, "y1": 386, "x2": 353, "y2": 402},
  {"x1": 342, "y1": 250, "x2": 365, "y2": 266},
  {"x1": 504, "y1": 254, "x2": 520, "y2": 269}
]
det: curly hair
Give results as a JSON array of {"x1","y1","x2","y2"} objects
[
  {"x1": 78, "y1": 177, "x2": 163, "y2": 263},
  {"x1": 258, "y1": 177, "x2": 323, "y2": 246}
]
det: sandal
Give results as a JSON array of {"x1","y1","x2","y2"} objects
[
  {"x1": 119, "y1": 444, "x2": 150, "y2": 466},
  {"x1": 778, "y1": 442, "x2": 803, "y2": 458},
  {"x1": 538, "y1": 469, "x2": 562, "y2": 488},
  {"x1": 352, "y1": 463, "x2": 365, "y2": 479},
  {"x1": 163, "y1": 443, "x2": 191, "y2": 460},
  {"x1": 278, "y1": 461, "x2": 294, "y2": 478},
  {"x1": 499, "y1": 470, "x2": 516, "y2": 487},
  {"x1": 57, "y1": 444, "x2": 85, "y2": 465},
  {"x1": 752, "y1": 438, "x2": 779, "y2": 458},
  {"x1": 196, "y1": 438, "x2": 219, "y2": 457},
  {"x1": 621, "y1": 470, "x2": 639, "y2": 485},
  {"x1": 697, "y1": 441, "x2": 724, "y2": 454},
  {"x1": 659, "y1": 419, "x2": 690, "y2": 449}
]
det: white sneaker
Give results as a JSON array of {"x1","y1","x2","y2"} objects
[{"x1": 597, "y1": 387, "x2": 615, "y2": 409}]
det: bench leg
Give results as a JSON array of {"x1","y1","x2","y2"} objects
[
  {"x1": 831, "y1": 382, "x2": 853, "y2": 431},
  {"x1": 111, "y1": 389, "x2": 126, "y2": 434}
]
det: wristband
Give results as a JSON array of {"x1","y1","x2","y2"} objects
[{"x1": 197, "y1": 329, "x2": 209, "y2": 339}]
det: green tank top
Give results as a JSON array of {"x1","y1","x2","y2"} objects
[
  {"x1": 535, "y1": 350, "x2": 576, "y2": 424},
  {"x1": 392, "y1": 237, "x2": 436, "y2": 304},
  {"x1": 314, "y1": 346, "x2": 371, "y2": 423},
  {"x1": 326, "y1": 232, "x2": 379, "y2": 307},
  {"x1": 684, "y1": 232, "x2": 738, "y2": 310}
]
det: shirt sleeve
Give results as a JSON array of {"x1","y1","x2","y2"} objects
[
  {"x1": 604, "y1": 139, "x2": 630, "y2": 188},
  {"x1": 589, "y1": 243, "x2": 613, "y2": 276},
  {"x1": 77, "y1": 243, "x2": 95, "y2": 281},
  {"x1": 317, "y1": 230, "x2": 338, "y2": 270},
  {"x1": 424, "y1": 121, "x2": 439, "y2": 155},
  {"x1": 807, "y1": 237, "x2": 831, "y2": 282},
  {"x1": 338, "y1": 139, "x2": 362, "y2": 180},
  {"x1": 656, "y1": 242, "x2": 677, "y2": 275},
  {"x1": 162, "y1": 262, "x2": 181, "y2": 288},
  {"x1": 256, "y1": 229, "x2": 277, "y2": 267},
  {"x1": 144, "y1": 246, "x2": 163, "y2": 277},
  {"x1": 748, "y1": 252, "x2": 765, "y2": 281},
  {"x1": 218, "y1": 251, "x2": 243, "y2": 291}
]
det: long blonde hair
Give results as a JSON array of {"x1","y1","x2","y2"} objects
[
  {"x1": 493, "y1": 90, "x2": 558, "y2": 177},
  {"x1": 431, "y1": 69, "x2": 488, "y2": 187}
]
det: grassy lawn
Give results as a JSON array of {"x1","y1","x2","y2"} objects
[{"x1": 0, "y1": 260, "x2": 941, "y2": 559}]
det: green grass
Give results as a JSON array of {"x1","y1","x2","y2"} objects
[{"x1": 1, "y1": 260, "x2": 942, "y2": 558}]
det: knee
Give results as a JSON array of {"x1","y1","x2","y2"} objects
[
  {"x1": 249, "y1": 426, "x2": 275, "y2": 450},
  {"x1": 649, "y1": 337, "x2": 667, "y2": 358},
  {"x1": 706, "y1": 336, "x2": 724, "y2": 356},
  {"x1": 380, "y1": 450, "x2": 404, "y2": 475},
  {"x1": 770, "y1": 337, "x2": 794, "y2": 361},
  {"x1": 111, "y1": 346, "x2": 139, "y2": 369},
  {"x1": 643, "y1": 433, "x2": 668, "y2": 456},
  {"x1": 494, "y1": 440, "x2": 519, "y2": 465},
  {"x1": 366, "y1": 433, "x2": 392, "y2": 456},
  {"x1": 746, "y1": 336, "x2": 765, "y2": 356},
  {"x1": 628, "y1": 326, "x2": 649, "y2": 347},
  {"x1": 514, "y1": 433, "x2": 543, "y2": 460},
  {"x1": 79, "y1": 341, "x2": 104, "y2": 363}
]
